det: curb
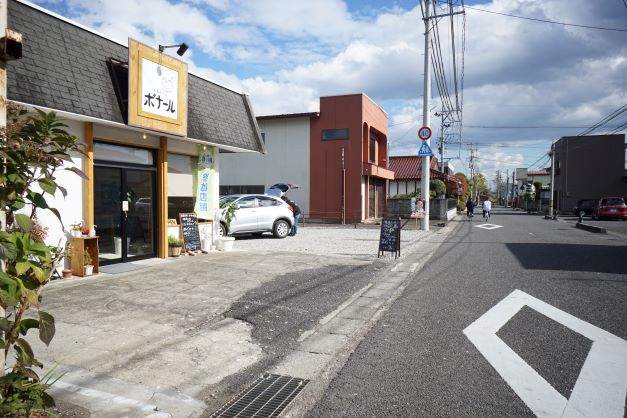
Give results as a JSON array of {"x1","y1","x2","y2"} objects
[
  {"x1": 575, "y1": 222, "x2": 607, "y2": 234},
  {"x1": 278, "y1": 216, "x2": 462, "y2": 417}
]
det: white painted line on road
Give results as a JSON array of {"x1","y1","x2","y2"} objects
[
  {"x1": 474, "y1": 223, "x2": 503, "y2": 230},
  {"x1": 391, "y1": 262, "x2": 404, "y2": 272},
  {"x1": 463, "y1": 289, "x2": 627, "y2": 418},
  {"x1": 53, "y1": 380, "x2": 157, "y2": 413}
]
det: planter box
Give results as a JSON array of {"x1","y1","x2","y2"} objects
[
  {"x1": 168, "y1": 246, "x2": 182, "y2": 257},
  {"x1": 218, "y1": 237, "x2": 235, "y2": 252}
]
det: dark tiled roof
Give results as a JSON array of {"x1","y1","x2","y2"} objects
[
  {"x1": 388, "y1": 156, "x2": 442, "y2": 180},
  {"x1": 7, "y1": 0, "x2": 264, "y2": 153}
]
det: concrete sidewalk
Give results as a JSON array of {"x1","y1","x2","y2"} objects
[{"x1": 31, "y1": 223, "x2": 449, "y2": 417}]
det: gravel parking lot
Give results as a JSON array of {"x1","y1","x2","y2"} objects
[{"x1": 231, "y1": 225, "x2": 431, "y2": 259}]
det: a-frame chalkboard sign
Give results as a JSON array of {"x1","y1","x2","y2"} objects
[
  {"x1": 378, "y1": 217, "x2": 401, "y2": 258},
  {"x1": 179, "y1": 213, "x2": 202, "y2": 253}
]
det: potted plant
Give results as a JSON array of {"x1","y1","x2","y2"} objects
[
  {"x1": 218, "y1": 201, "x2": 237, "y2": 251},
  {"x1": 69, "y1": 221, "x2": 82, "y2": 237},
  {"x1": 83, "y1": 252, "x2": 94, "y2": 276},
  {"x1": 168, "y1": 235, "x2": 183, "y2": 257},
  {"x1": 62, "y1": 242, "x2": 72, "y2": 279}
]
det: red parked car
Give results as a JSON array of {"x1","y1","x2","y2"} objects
[{"x1": 591, "y1": 197, "x2": 627, "y2": 220}]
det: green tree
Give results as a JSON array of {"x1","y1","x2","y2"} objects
[
  {"x1": 0, "y1": 106, "x2": 85, "y2": 415},
  {"x1": 533, "y1": 181, "x2": 543, "y2": 201},
  {"x1": 472, "y1": 173, "x2": 490, "y2": 200},
  {"x1": 429, "y1": 179, "x2": 446, "y2": 198}
]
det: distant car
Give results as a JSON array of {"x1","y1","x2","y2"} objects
[
  {"x1": 219, "y1": 194, "x2": 294, "y2": 238},
  {"x1": 591, "y1": 197, "x2": 627, "y2": 220},
  {"x1": 572, "y1": 199, "x2": 596, "y2": 217}
]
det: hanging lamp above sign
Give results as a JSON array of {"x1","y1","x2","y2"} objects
[{"x1": 128, "y1": 38, "x2": 188, "y2": 137}]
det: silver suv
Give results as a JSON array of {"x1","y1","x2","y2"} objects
[{"x1": 219, "y1": 194, "x2": 294, "y2": 238}]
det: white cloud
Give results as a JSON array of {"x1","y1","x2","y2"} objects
[{"x1": 33, "y1": 0, "x2": 627, "y2": 176}]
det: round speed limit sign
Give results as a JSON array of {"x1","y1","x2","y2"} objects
[{"x1": 418, "y1": 126, "x2": 432, "y2": 140}]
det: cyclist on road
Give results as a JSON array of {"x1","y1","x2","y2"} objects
[
  {"x1": 483, "y1": 199, "x2": 492, "y2": 220},
  {"x1": 466, "y1": 199, "x2": 475, "y2": 220}
]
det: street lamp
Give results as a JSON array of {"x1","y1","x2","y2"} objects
[{"x1": 158, "y1": 42, "x2": 189, "y2": 56}]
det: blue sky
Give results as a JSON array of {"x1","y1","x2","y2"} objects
[{"x1": 33, "y1": 0, "x2": 627, "y2": 181}]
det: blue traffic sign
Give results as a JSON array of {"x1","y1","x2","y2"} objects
[{"x1": 418, "y1": 141, "x2": 433, "y2": 157}]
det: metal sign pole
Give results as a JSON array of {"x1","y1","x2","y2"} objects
[{"x1": 421, "y1": 0, "x2": 432, "y2": 231}]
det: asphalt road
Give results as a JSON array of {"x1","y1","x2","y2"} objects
[
  {"x1": 308, "y1": 208, "x2": 627, "y2": 417},
  {"x1": 561, "y1": 215, "x2": 627, "y2": 237}
]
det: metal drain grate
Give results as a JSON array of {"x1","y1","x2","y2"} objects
[{"x1": 210, "y1": 374, "x2": 309, "y2": 418}]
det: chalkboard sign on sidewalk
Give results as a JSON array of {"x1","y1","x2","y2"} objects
[
  {"x1": 179, "y1": 213, "x2": 201, "y2": 253},
  {"x1": 378, "y1": 217, "x2": 401, "y2": 258}
]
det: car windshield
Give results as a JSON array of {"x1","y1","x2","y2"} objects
[
  {"x1": 606, "y1": 198, "x2": 624, "y2": 205},
  {"x1": 219, "y1": 196, "x2": 238, "y2": 206}
]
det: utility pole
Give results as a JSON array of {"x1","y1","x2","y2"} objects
[
  {"x1": 505, "y1": 168, "x2": 509, "y2": 207},
  {"x1": 549, "y1": 142, "x2": 555, "y2": 218},
  {"x1": 511, "y1": 171, "x2": 516, "y2": 207},
  {"x1": 495, "y1": 170, "x2": 500, "y2": 203},
  {"x1": 467, "y1": 143, "x2": 476, "y2": 202},
  {"x1": 420, "y1": 0, "x2": 432, "y2": 231}
]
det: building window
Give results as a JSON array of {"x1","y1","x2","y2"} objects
[
  {"x1": 322, "y1": 128, "x2": 349, "y2": 141},
  {"x1": 167, "y1": 154, "x2": 196, "y2": 219},
  {"x1": 369, "y1": 134, "x2": 377, "y2": 163}
]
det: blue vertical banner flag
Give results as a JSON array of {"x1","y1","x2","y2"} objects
[{"x1": 194, "y1": 145, "x2": 216, "y2": 219}]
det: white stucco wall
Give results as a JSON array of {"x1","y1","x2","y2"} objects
[
  {"x1": 219, "y1": 117, "x2": 311, "y2": 215},
  {"x1": 39, "y1": 119, "x2": 85, "y2": 249}
]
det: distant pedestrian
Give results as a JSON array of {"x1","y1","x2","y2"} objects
[
  {"x1": 483, "y1": 199, "x2": 492, "y2": 219},
  {"x1": 466, "y1": 199, "x2": 474, "y2": 219},
  {"x1": 282, "y1": 196, "x2": 302, "y2": 236}
]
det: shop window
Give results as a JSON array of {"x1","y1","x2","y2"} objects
[
  {"x1": 168, "y1": 154, "x2": 196, "y2": 219},
  {"x1": 322, "y1": 128, "x2": 349, "y2": 141},
  {"x1": 95, "y1": 142, "x2": 153, "y2": 165}
]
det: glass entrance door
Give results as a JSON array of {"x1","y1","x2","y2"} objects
[{"x1": 94, "y1": 166, "x2": 156, "y2": 265}]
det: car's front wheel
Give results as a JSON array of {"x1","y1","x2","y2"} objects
[
  {"x1": 272, "y1": 219, "x2": 290, "y2": 238},
  {"x1": 219, "y1": 223, "x2": 227, "y2": 236}
]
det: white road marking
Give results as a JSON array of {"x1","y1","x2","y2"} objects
[
  {"x1": 410, "y1": 263, "x2": 420, "y2": 272},
  {"x1": 463, "y1": 289, "x2": 627, "y2": 418},
  {"x1": 474, "y1": 223, "x2": 503, "y2": 230},
  {"x1": 391, "y1": 262, "x2": 404, "y2": 272}
]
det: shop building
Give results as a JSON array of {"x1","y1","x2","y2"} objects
[
  {"x1": 7, "y1": 0, "x2": 265, "y2": 265},
  {"x1": 220, "y1": 94, "x2": 393, "y2": 223},
  {"x1": 551, "y1": 134, "x2": 626, "y2": 212}
]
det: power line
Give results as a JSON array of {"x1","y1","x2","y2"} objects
[
  {"x1": 390, "y1": 119, "x2": 626, "y2": 129},
  {"x1": 578, "y1": 104, "x2": 627, "y2": 135},
  {"x1": 465, "y1": 5, "x2": 627, "y2": 32}
]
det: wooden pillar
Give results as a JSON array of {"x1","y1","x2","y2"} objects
[
  {"x1": 83, "y1": 122, "x2": 94, "y2": 228},
  {"x1": 157, "y1": 136, "x2": 168, "y2": 258}
]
